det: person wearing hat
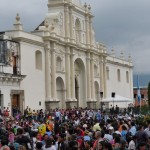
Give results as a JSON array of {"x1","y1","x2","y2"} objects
[
  {"x1": 84, "y1": 130, "x2": 90, "y2": 141},
  {"x1": 108, "y1": 126, "x2": 114, "y2": 135},
  {"x1": 83, "y1": 124, "x2": 87, "y2": 129}
]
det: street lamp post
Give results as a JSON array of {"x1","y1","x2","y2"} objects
[
  {"x1": 100, "y1": 92, "x2": 103, "y2": 111},
  {"x1": 112, "y1": 92, "x2": 115, "y2": 114}
]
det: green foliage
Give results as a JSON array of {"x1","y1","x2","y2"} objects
[
  {"x1": 148, "y1": 82, "x2": 150, "y2": 105},
  {"x1": 135, "y1": 114, "x2": 150, "y2": 127},
  {"x1": 135, "y1": 116, "x2": 145, "y2": 126},
  {"x1": 140, "y1": 105, "x2": 150, "y2": 115}
]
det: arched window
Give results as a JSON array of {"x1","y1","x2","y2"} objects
[
  {"x1": 126, "y1": 71, "x2": 129, "y2": 83},
  {"x1": 106, "y1": 66, "x2": 109, "y2": 80},
  {"x1": 35, "y1": 50, "x2": 42, "y2": 70},
  {"x1": 56, "y1": 56, "x2": 62, "y2": 71},
  {"x1": 117, "y1": 69, "x2": 121, "y2": 82},
  {"x1": 75, "y1": 18, "x2": 81, "y2": 43}
]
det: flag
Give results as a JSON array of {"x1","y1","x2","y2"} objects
[{"x1": 137, "y1": 75, "x2": 141, "y2": 105}]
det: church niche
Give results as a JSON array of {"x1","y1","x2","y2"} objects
[
  {"x1": 56, "y1": 56, "x2": 62, "y2": 72},
  {"x1": 75, "y1": 18, "x2": 81, "y2": 43}
]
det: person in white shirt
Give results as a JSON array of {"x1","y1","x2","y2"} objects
[
  {"x1": 103, "y1": 130, "x2": 113, "y2": 143},
  {"x1": 129, "y1": 122, "x2": 136, "y2": 136},
  {"x1": 128, "y1": 135, "x2": 136, "y2": 150}
]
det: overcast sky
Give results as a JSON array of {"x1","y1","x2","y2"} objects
[{"x1": 0, "y1": 0, "x2": 150, "y2": 76}]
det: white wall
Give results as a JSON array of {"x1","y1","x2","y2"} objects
[
  {"x1": 20, "y1": 42, "x2": 46, "y2": 111},
  {"x1": 106, "y1": 61, "x2": 133, "y2": 100}
]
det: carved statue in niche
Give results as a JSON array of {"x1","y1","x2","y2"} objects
[
  {"x1": 94, "y1": 64, "x2": 99, "y2": 77},
  {"x1": 56, "y1": 56, "x2": 62, "y2": 71}
]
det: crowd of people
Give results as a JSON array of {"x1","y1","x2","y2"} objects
[{"x1": 0, "y1": 106, "x2": 150, "y2": 150}]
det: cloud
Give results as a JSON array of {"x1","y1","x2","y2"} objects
[{"x1": 0, "y1": 0, "x2": 47, "y2": 31}]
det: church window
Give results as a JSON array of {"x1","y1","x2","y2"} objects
[
  {"x1": 35, "y1": 50, "x2": 42, "y2": 70},
  {"x1": 117, "y1": 69, "x2": 121, "y2": 82},
  {"x1": 75, "y1": 18, "x2": 81, "y2": 43},
  {"x1": 126, "y1": 71, "x2": 129, "y2": 83},
  {"x1": 106, "y1": 66, "x2": 109, "y2": 80}
]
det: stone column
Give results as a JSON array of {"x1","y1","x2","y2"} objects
[
  {"x1": 69, "y1": 6, "x2": 74, "y2": 42},
  {"x1": 51, "y1": 42, "x2": 56, "y2": 99},
  {"x1": 64, "y1": 4, "x2": 70, "y2": 41},
  {"x1": 90, "y1": 53, "x2": 94, "y2": 100},
  {"x1": 98, "y1": 56, "x2": 104, "y2": 109},
  {"x1": 70, "y1": 48, "x2": 75, "y2": 100},
  {"x1": 89, "y1": 15, "x2": 92, "y2": 46},
  {"x1": 100, "y1": 56, "x2": 104, "y2": 93},
  {"x1": 65, "y1": 46, "x2": 71, "y2": 100},
  {"x1": 103, "y1": 57, "x2": 107, "y2": 98},
  {"x1": 45, "y1": 41, "x2": 51, "y2": 100},
  {"x1": 85, "y1": 14, "x2": 90, "y2": 48},
  {"x1": 86, "y1": 52, "x2": 91, "y2": 100}
]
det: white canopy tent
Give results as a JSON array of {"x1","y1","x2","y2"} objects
[{"x1": 102, "y1": 95, "x2": 133, "y2": 108}]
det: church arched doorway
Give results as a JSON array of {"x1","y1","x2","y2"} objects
[
  {"x1": 56, "y1": 77, "x2": 65, "y2": 109},
  {"x1": 74, "y1": 58, "x2": 86, "y2": 108},
  {"x1": 75, "y1": 76, "x2": 79, "y2": 108}
]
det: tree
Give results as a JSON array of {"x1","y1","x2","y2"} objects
[{"x1": 148, "y1": 82, "x2": 150, "y2": 106}]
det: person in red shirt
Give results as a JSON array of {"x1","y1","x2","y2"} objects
[{"x1": 76, "y1": 125, "x2": 84, "y2": 137}]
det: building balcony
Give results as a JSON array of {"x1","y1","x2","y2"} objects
[{"x1": 0, "y1": 72, "x2": 26, "y2": 82}]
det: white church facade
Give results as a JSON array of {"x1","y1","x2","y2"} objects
[{"x1": 0, "y1": 0, "x2": 133, "y2": 114}]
